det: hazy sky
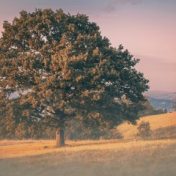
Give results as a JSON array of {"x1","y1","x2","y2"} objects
[{"x1": 0, "y1": 0, "x2": 176, "y2": 92}]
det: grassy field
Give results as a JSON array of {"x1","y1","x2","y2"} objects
[
  {"x1": 0, "y1": 139, "x2": 176, "y2": 176},
  {"x1": 117, "y1": 112, "x2": 176, "y2": 139},
  {"x1": 0, "y1": 112, "x2": 176, "y2": 176}
]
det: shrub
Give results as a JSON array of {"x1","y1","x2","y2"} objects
[{"x1": 137, "y1": 121, "x2": 151, "y2": 139}]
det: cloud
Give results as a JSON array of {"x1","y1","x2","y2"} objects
[{"x1": 104, "y1": 0, "x2": 143, "y2": 12}]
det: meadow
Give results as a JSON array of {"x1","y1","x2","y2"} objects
[
  {"x1": 0, "y1": 112, "x2": 176, "y2": 176},
  {"x1": 117, "y1": 112, "x2": 176, "y2": 139}
]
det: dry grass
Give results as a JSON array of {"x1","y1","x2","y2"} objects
[
  {"x1": 1, "y1": 112, "x2": 176, "y2": 176},
  {"x1": 117, "y1": 112, "x2": 176, "y2": 139},
  {"x1": 0, "y1": 139, "x2": 175, "y2": 159},
  {"x1": 0, "y1": 139, "x2": 176, "y2": 176}
]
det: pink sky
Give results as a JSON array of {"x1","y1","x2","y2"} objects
[
  {"x1": 89, "y1": 10, "x2": 176, "y2": 92},
  {"x1": 0, "y1": 0, "x2": 176, "y2": 92}
]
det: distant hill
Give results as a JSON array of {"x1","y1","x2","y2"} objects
[
  {"x1": 145, "y1": 91, "x2": 176, "y2": 111},
  {"x1": 117, "y1": 112, "x2": 176, "y2": 139}
]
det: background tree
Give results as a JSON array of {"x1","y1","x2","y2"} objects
[
  {"x1": 0, "y1": 9, "x2": 149, "y2": 146},
  {"x1": 137, "y1": 121, "x2": 151, "y2": 139}
]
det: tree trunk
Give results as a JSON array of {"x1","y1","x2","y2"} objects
[{"x1": 56, "y1": 128, "x2": 65, "y2": 147}]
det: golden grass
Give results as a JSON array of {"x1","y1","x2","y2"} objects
[
  {"x1": 0, "y1": 112, "x2": 176, "y2": 159},
  {"x1": 117, "y1": 112, "x2": 176, "y2": 139},
  {"x1": 0, "y1": 139, "x2": 176, "y2": 176},
  {"x1": 0, "y1": 112, "x2": 176, "y2": 176},
  {"x1": 0, "y1": 139, "x2": 175, "y2": 159}
]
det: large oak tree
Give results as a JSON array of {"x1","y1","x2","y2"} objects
[{"x1": 0, "y1": 9, "x2": 149, "y2": 146}]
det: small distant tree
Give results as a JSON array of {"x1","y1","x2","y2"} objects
[
  {"x1": 137, "y1": 121, "x2": 151, "y2": 139},
  {"x1": 0, "y1": 9, "x2": 149, "y2": 147}
]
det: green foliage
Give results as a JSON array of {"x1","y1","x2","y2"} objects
[{"x1": 0, "y1": 9, "x2": 149, "y2": 138}]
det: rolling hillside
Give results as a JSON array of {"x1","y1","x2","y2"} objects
[{"x1": 117, "y1": 112, "x2": 176, "y2": 139}]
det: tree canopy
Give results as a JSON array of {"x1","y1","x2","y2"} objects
[{"x1": 0, "y1": 9, "x2": 149, "y2": 145}]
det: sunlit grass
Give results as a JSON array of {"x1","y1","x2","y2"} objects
[
  {"x1": 117, "y1": 112, "x2": 176, "y2": 139},
  {"x1": 1, "y1": 112, "x2": 176, "y2": 176},
  {"x1": 0, "y1": 138, "x2": 176, "y2": 159},
  {"x1": 0, "y1": 139, "x2": 176, "y2": 176}
]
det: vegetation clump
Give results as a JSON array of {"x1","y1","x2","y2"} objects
[{"x1": 137, "y1": 121, "x2": 151, "y2": 139}]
